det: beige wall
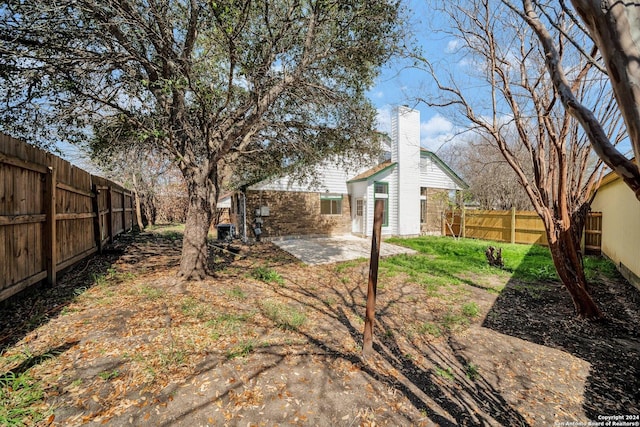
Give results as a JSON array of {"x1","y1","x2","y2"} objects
[
  {"x1": 245, "y1": 190, "x2": 351, "y2": 239},
  {"x1": 591, "y1": 178, "x2": 640, "y2": 289}
]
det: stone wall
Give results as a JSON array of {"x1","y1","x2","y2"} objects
[{"x1": 245, "y1": 190, "x2": 351, "y2": 239}]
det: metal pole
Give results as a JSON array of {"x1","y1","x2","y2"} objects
[{"x1": 363, "y1": 199, "x2": 384, "y2": 356}]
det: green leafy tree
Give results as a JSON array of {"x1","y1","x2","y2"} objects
[{"x1": 0, "y1": 0, "x2": 403, "y2": 280}]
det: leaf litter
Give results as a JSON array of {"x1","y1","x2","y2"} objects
[{"x1": 1, "y1": 226, "x2": 638, "y2": 426}]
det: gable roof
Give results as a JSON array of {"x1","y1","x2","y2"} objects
[
  {"x1": 347, "y1": 160, "x2": 396, "y2": 183},
  {"x1": 420, "y1": 149, "x2": 469, "y2": 189},
  {"x1": 596, "y1": 157, "x2": 637, "y2": 190}
]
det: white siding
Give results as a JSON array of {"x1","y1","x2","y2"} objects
[
  {"x1": 349, "y1": 181, "x2": 368, "y2": 234},
  {"x1": 419, "y1": 155, "x2": 461, "y2": 190},
  {"x1": 217, "y1": 196, "x2": 231, "y2": 208},
  {"x1": 393, "y1": 106, "x2": 421, "y2": 236},
  {"x1": 249, "y1": 158, "x2": 372, "y2": 194},
  {"x1": 363, "y1": 166, "x2": 398, "y2": 236}
]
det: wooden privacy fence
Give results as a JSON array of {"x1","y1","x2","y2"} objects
[
  {"x1": 444, "y1": 208, "x2": 602, "y2": 252},
  {"x1": 1, "y1": 134, "x2": 135, "y2": 303}
]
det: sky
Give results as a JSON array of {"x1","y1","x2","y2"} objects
[
  {"x1": 367, "y1": 0, "x2": 460, "y2": 154},
  {"x1": 367, "y1": 0, "x2": 635, "y2": 159}
]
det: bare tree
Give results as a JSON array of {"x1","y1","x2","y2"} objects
[
  {"x1": 422, "y1": 0, "x2": 625, "y2": 318},
  {"x1": 91, "y1": 144, "x2": 179, "y2": 226},
  {"x1": 0, "y1": 1, "x2": 403, "y2": 280},
  {"x1": 503, "y1": 0, "x2": 640, "y2": 200},
  {"x1": 439, "y1": 134, "x2": 533, "y2": 210}
]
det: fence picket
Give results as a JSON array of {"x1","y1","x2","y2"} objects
[
  {"x1": 445, "y1": 208, "x2": 602, "y2": 253},
  {"x1": 0, "y1": 133, "x2": 137, "y2": 302}
]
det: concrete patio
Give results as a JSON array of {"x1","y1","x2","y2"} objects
[{"x1": 271, "y1": 235, "x2": 416, "y2": 265}]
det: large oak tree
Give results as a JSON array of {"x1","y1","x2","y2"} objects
[{"x1": 0, "y1": 0, "x2": 403, "y2": 279}]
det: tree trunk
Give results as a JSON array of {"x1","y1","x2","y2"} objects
[
  {"x1": 547, "y1": 227, "x2": 603, "y2": 319},
  {"x1": 178, "y1": 170, "x2": 215, "y2": 280}
]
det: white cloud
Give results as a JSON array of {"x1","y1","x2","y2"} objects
[
  {"x1": 420, "y1": 114, "x2": 458, "y2": 151},
  {"x1": 445, "y1": 39, "x2": 461, "y2": 53},
  {"x1": 422, "y1": 114, "x2": 454, "y2": 135},
  {"x1": 375, "y1": 105, "x2": 393, "y2": 135}
]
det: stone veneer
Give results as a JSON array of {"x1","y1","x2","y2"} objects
[{"x1": 245, "y1": 190, "x2": 351, "y2": 239}]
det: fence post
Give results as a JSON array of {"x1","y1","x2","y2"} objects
[
  {"x1": 510, "y1": 207, "x2": 516, "y2": 244},
  {"x1": 461, "y1": 207, "x2": 466, "y2": 239},
  {"x1": 442, "y1": 211, "x2": 447, "y2": 236},
  {"x1": 44, "y1": 166, "x2": 57, "y2": 286},
  {"x1": 92, "y1": 185, "x2": 103, "y2": 254},
  {"x1": 107, "y1": 186, "x2": 114, "y2": 243},
  {"x1": 121, "y1": 189, "x2": 127, "y2": 233}
]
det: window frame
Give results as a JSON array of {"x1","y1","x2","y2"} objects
[
  {"x1": 373, "y1": 181, "x2": 389, "y2": 227},
  {"x1": 320, "y1": 194, "x2": 343, "y2": 215}
]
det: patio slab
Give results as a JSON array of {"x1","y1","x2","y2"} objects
[{"x1": 271, "y1": 235, "x2": 416, "y2": 265}]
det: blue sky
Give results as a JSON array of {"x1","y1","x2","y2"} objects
[
  {"x1": 367, "y1": 0, "x2": 460, "y2": 153},
  {"x1": 368, "y1": 0, "x2": 636, "y2": 159}
]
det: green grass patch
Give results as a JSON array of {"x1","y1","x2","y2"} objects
[
  {"x1": 584, "y1": 256, "x2": 621, "y2": 282},
  {"x1": 98, "y1": 369, "x2": 119, "y2": 381},
  {"x1": 461, "y1": 302, "x2": 480, "y2": 318},
  {"x1": 465, "y1": 363, "x2": 479, "y2": 381},
  {"x1": 0, "y1": 371, "x2": 49, "y2": 426},
  {"x1": 148, "y1": 224, "x2": 186, "y2": 240},
  {"x1": 417, "y1": 322, "x2": 442, "y2": 338},
  {"x1": 385, "y1": 236, "x2": 538, "y2": 278},
  {"x1": 251, "y1": 267, "x2": 284, "y2": 285},
  {"x1": 441, "y1": 311, "x2": 470, "y2": 332},
  {"x1": 158, "y1": 347, "x2": 185, "y2": 367},
  {"x1": 434, "y1": 366, "x2": 455, "y2": 381},
  {"x1": 385, "y1": 235, "x2": 616, "y2": 286},
  {"x1": 261, "y1": 301, "x2": 306, "y2": 331},
  {"x1": 138, "y1": 285, "x2": 165, "y2": 300},
  {"x1": 180, "y1": 296, "x2": 211, "y2": 320},
  {"x1": 226, "y1": 340, "x2": 255, "y2": 359},
  {"x1": 334, "y1": 259, "x2": 364, "y2": 273},
  {"x1": 224, "y1": 286, "x2": 247, "y2": 300},
  {"x1": 206, "y1": 312, "x2": 254, "y2": 339}
]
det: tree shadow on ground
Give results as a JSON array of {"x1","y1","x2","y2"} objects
[
  {"x1": 482, "y1": 245, "x2": 640, "y2": 418},
  {"x1": 0, "y1": 234, "x2": 135, "y2": 354},
  {"x1": 274, "y1": 262, "x2": 530, "y2": 426}
]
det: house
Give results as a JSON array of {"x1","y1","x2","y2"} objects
[
  {"x1": 591, "y1": 163, "x2": 640, "y2": 290},
  {"x1": 228, "y1": 106, "x2": 467, "y2": 240}
]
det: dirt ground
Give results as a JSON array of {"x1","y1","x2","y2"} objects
[{"x1": 1, "y1": 227, "x2": 639, "y2": 426}]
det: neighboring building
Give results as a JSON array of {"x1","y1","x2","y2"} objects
[
  {"x1": 591, "y1": 165, "x2": 640, "y2": 290},
  {"x1": 230, "y1": 106, "x2": 467, "y2": 240},
  {"x1": 215, "y1": 192, "x2": 232, "y2": 225}
]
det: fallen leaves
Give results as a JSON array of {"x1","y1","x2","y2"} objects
[{"x1": 2, "y1": 229, "x2": 638, "y2": 426}]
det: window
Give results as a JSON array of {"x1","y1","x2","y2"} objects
[
  {"x1": 356, "y1": 199, "x2": 364, "y2": 217},
  {"x1": 320, "y1": 194, "x2": 342, "y2": 215},
  {"x1": 420, "y1": 188, "x2": 428, "y2": 224},
  {"x1": 374, "y1": 182, "x2": 389, "y2": 227},
  {"x1": 374, "y1": 182, "x2": 388, "y2": 194}
]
